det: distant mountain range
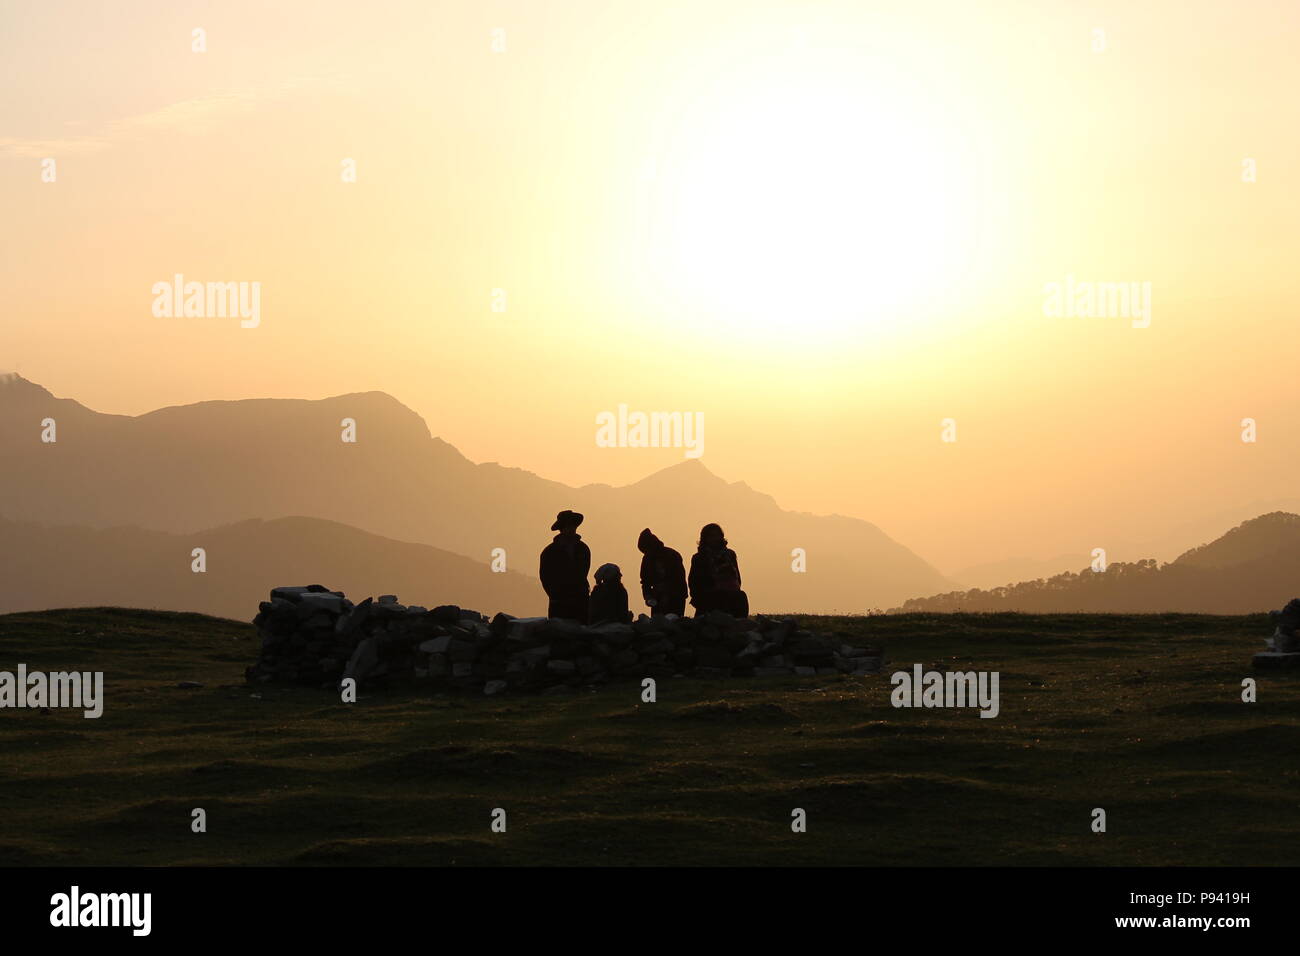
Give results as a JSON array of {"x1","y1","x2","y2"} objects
[
  {"x1": 0, "y1": 514, "x2": 539, "y2": 619},
  {"x1": 894, "y1": 512, "x2": 1300, "y2": 614},
  {"x1": 0, "y1": 374, "x2": 952, "y2": 616},
  {"x1": 946, "y1": 499, "x2": 1300, "y2": 590}
]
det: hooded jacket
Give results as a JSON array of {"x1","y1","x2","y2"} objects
[{"x1": 637, "y1": 529, "x2": 687, "y2": 614}]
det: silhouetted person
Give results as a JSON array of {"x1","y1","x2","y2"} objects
[
  {"x1": 638, "y1": 528, "x2": 687, "y2": 617},
  {"x1": 689, "y1": 522, "x2": 749, "y2": 617},
  {"x1": 1271, "y1": 598, "x2": 1300, "y2": 653},
  {"x1": 589, "y1": 563, "x2": 633, "y2": 625},
  {"x1": 540, "y1": 510, "x2": 590, "y2": 622}
]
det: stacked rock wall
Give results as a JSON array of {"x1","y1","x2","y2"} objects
[{"x1": 247, "y1": 585, "x2": 884, "y2": 694}]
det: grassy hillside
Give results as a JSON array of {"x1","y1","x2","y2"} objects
[{"x1": 0, "y1": 607, "x2": 1296, "y2": 866}]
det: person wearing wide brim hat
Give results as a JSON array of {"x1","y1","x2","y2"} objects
[
  {"x1": 550, "y1": 510, "x2": 584, "y2": 532},
  {"x1": 540, "y1": 510, "x2": 591, "y2": 622}
]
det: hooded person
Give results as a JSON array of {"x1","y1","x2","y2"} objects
[
  {"x1": 539, "y1": 510, "x2": 591, "y2": 622},
  {"x1": 588, "y1": 563, "x2": 633, "y2": 625},
  {"x1": 637, "y1": 528, "x2": 687, "y2": 617},
  {"x1": 688, "y1": 522, "x2": 749, "y2": 617}
]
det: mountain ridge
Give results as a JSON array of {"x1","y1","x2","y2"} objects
[
  {"x1": 0, "y1": 376, "x2": 951, "y2": 612},
  {"x1": 0, "y1": 513, "x2": 541, "y2": 619},
  {"x1": 895, "y1": 511, "x2": 1300, "y2": 614}
]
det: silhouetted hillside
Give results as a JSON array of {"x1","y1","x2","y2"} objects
[
  {"x1": 894, "y1": 513, "x2": 1300, "y2": 614},
  {"x1": 1172, "y1": 511, "x2": 1300, "y2": 570},
  {"x1": 0, "y1": 375, "x2": 951, "y2": 612},
  {"x1": 0, "y1": 514, "x2": 541, "y2": 619}
]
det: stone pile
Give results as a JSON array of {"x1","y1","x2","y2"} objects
[
  {"x1": 246, "y1": 585, "x2": 885, "y2": 694},
  {"x1": 1255, "y1": 597, "x2": 1300, "y2": 670}
]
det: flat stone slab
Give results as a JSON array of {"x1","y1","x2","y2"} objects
[
  {"x1": 1253, "y1": 652, "x2": 1300, "y2": 670},
  {"x1": 298, "y1": 592, "x2": 346, "y2": 613}
]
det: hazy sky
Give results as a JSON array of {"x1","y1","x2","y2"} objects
[{"x1": 3, "y1": 0, "x2": 1298, "y2": 576}]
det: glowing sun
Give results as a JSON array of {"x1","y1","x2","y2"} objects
[{"x1": 641, "y1": 58, "x2": 985, "y2": 342}]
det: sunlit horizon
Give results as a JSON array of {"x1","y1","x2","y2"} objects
[{"x1": 4, "y1": 0, "x2": 1299, "y2": 579}]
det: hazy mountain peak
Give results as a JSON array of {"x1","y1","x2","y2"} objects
[
  {"x1": 325, "y1": 388, "x2": 418, "y2": 409},
  {"x1": 632, "y1": 458, "x2": 725, "y2": 488},
  {"x1": 129, "y1": 387, "x2": 436, "y2": 443},
  {"x1": 0, "y1": 372, "x2": 49, "y2": 395},
  {"x1": 321, "y1": 389, "x2": 435, "y2": 440},
  {"x1": 0, "y1": 375, "x2": 106, "y2": 420}
]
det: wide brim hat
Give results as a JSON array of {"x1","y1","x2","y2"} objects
[{"x1": 551, "y1": 510, "x2": 584, "y2": 531}]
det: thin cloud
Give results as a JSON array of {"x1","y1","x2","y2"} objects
[
  {"x1": 0, "y1": 74, "x2": 351, "y2": 158},
  {"x1": 0, "y1": 136, "x2": 108, "y2": 158}
]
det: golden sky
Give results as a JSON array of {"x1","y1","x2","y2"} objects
[{"x1": 3, "y1": 0, "x2": 1298, "y2": 576}]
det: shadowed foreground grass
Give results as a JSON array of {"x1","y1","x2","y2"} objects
[{"x1": 0, "y1": 607, "x2": 1296, "y2": 866}]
